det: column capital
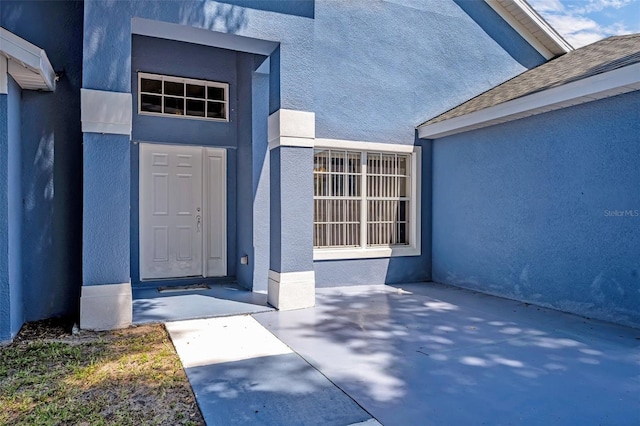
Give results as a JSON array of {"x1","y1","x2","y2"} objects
[{"x1": 268, "y1": 108, "x2": 315, "y2": 150}]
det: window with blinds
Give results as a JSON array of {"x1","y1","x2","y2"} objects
[{"x1": 313, "y1": 149, "x2": 411, "y2": 249}]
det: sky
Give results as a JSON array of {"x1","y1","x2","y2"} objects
[{"x1": 527, "y1": 0, "x2": 640, "y2": 48}]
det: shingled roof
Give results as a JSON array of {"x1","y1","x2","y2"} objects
[{"x1": 418, "y1": 33, "x2": 640, "y2": 137}]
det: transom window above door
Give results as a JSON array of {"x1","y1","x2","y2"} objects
[{"x1": 138, "y1": 72, "x2": 229, "y2": 121}]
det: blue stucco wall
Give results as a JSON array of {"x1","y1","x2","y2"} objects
[
  {"x1": 81, "y1": 0, "x2": 548, "y2": 289},
  {"x1": 250, "y1": 71, "x2": 270, "y2": 292},
  {"x1": 2, "y1": 0, "x2": 84, "y2": 321},
  {"x1": 312, "y1": 0, "x2": 544, "y2": 143},
  {"x1": 432, "y1": 92, "x2": 640, "y2": 328},
  {"x1": 83, "y1": 0, "x2": 313, "y2": 110},
  {"x1": 83, "y1": 134, "x2": 131, "y2": 285},
  {"x1": 131, "y1": 36, "x2": 239, "y2": 147},
  {"x1": 310, "y1": 0, "x2": 542, "y2": 286},
  {"x1": 7, "y1": 77, "x2": 23, "y2": 337},
  {"x1": 270, "y1": 147, "x2": 315, "y2": 274},
  {"x1": 0, "y1": 93, "x2": 10, "y2": 342}
]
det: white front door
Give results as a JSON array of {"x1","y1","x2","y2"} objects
[{"x1": 139, "y1": 143, "x2": 226, "y2": 279}]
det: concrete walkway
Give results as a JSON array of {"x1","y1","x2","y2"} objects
[
  {"x1": 167, "y1": 283, "x2": 640, "y2": 426},
  {"x1": 133, "y1": 283, "x2": 273, "y2": 324}
]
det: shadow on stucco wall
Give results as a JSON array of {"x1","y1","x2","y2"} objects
[
  {"x1": 1, "y1": 1, "x2": 84, "y2": 322},
  {"x1": 452, "y1": 0, "x2": 547, "y2": 69}
]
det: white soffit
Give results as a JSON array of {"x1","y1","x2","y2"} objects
[
  {"x1": 418, "y1": 62, "x2": 640, "y2": 139},
  {"x1": 0, "y1": 27, "x2": 56, "y2": 91},
  {"x1": 485, "y1": 0, "x2": 573, "y2": 59}
]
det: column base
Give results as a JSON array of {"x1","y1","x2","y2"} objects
[
  {"x1": 80, "y1": 282, "x2": 132, "y2": 330},
  {"x1": 268, "y1": 270, "x2": 315, "y2": 310}
]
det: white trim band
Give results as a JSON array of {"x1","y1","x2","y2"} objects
[
  {"x1": 268, "y1": 109, "x2": 315, "y2": 150},
  {"x1": 80, "y1": 282, "x2": 132, "y2": 331},
  {"x1": 315, "y1": 138, "x2": 417, "y2": 153},
  {"x1": 268, "y1": 270, "x2": 315, "y2": 310},
  {"x1": 0, "y1": 27, "x2": 56, "y2": 91},
  {"x1": 418, "y1": 62, "x2": 640, "y2": 139},
  {"x1": 81, "y1": 89, "x2": 133, "y2": 135}
]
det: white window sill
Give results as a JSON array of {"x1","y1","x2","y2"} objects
[{"x1": 313, "y1": 246, "x2": 421, "y2": 261}]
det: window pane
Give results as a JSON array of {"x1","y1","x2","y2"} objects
[
  {"x1": 314, "y1": 150, "x2": 329, "y2": 173},
  {"x1": 398, "y1": 155, "x2": 408, "y2": 176},
  {"x1": 367, "y1": 153, "x2": 381, "y2": 174},
  {"x1": 314, "y1": 174, "x2": 328, "y2": 197},
  {"x1": 186, "y1": 84, "x2": 205, "y2": 98},
  {"x1": 331, "y1": 151, "x2": 346, "y2": 173},
  {"x1": 346, "y1": 174, "x2": 360, "y2": 197},
  {"x1": 208, "y1": 86, "x2": 225, "y2": 101},
  {"x1": 164, "y1": 81, "x2": 184, "y2": 96},
  {"x1": 164, "y1": 97, "x2": 184, "y2": 115},
  {"x1": 314, "y1": 199, "x2": 327, "y2": 223},
  {"x1": 398, "y1": 176, "x2": 408, "y2": 197},
  {"x1": 330, "y1": 174, "x2": 344, "y2": 197},
  {"x1": 140, "y1": 94, "x2": 162, "y2": 113},
  {"x1": 186, "y1": 99, "x2": 205, "y2": 117},
  {"x1": 347, "y1": 152, "x2": 361, "y2": 173},
  {"x1": 399, "y1": 200, "x2": 407, "y2": 222},
  {"x1": 398, "y1": 223, "x2": 407, "y2": 244},
  {"x1": 141, "y1": 78, "x2": 162, "y2": 94},
  {"x1": 314, "y1": 223, "x2": 327, "y2": 247},
  {"x1": 207, "y1": 101, "x2": 226, "y2": 119},
  {"x1": 381, "y1": 153, "x2": 395, "y2": 175}
]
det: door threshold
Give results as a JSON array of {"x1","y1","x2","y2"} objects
[{"x1": 158, "y1": 283, "x2": 210, "y2": 293}]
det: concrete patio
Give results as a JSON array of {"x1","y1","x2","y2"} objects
[{"x1": 166, "y1": 283, "x2": 640, "y2": 425}]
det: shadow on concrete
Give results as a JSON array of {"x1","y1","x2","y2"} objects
[
  {"x1": 132, "y1": 283, "x2": 273, "y2": 324},
  {"x1": 253, "y1": 283, "x2": 640, "y2": 425}
]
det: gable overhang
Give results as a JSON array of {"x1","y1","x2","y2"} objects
[
  {"x1": 485, "y1": 0, "x2": 573, "y2": 59},
  {"x1": 418, "y1": 62, "x2": 640, "y2": 139},
  {"x1": 0, "y1": 27, "x2": 56, "y2": 92}
]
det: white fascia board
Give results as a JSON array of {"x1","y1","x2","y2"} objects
[
  {"x1": 418, "y1": 62, "x2": 640, "y2": 140},
  {"x1": 485, "y1": 0, "x2": 572, "y2": 59},
  {"x1": 0, "y1": 27, "x2": 56, "y2": 91},
  {"x1": 0, "y1": 57, "x2": 7, "y2": 94},
  {"x1": 131, "y1": 18, "x2": 279, "y2": 56}
]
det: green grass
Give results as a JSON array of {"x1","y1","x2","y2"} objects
[{"x1": 0, "y1": 324, "x2": 204, "y2": 426}]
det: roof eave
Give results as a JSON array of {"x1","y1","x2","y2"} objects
[
  {"x1": 418, "y1": 62, "x2": 640, "y2": 139},
  {"x1": 0, "y1": 27, "x2": 56, "y2": 91},
  {"x1": 484, "y1": 0, "x2": 573, "y2": 60}
]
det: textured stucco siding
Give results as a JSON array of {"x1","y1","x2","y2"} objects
[
  {"x1": 80, "y1": 0, "x2": 547, "y2": 287},
  {"x1": 311, "y1": 0, "x2": 542, "y2": 285},
  {"x1": 0, "y1": 93, "x2": 10, "y2": 342},
  {"x1": 1, "y1": 0, "x2": 84, "y2": 322},
  {"x1": 83, "y1": 134, "x2": 131, "y2": 286},
  {"x1": 7, "y1": 77, "x2": 23, "y2": 338},
  {"x1": 432, "y1": 91, "x2": 640, "y2": 327}
]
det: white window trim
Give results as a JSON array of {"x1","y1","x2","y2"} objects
[
  {"x1": 137, "y1": 72, "x2": 229, "y2": 122},
  {"x1": 313, "y1": 139, "x2": 421, "y2": 261}
]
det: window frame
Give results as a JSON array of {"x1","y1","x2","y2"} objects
[
  {"x1": 137, "y1": 72, "x2": 229, "y2": 122},
  {"x1": 313, "y1": 139, "x2": 421, "y2": 261}
]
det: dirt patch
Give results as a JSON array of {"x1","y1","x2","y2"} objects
[{"x1": 0, "y1": 319, "x2": 205, "y2": 425}]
